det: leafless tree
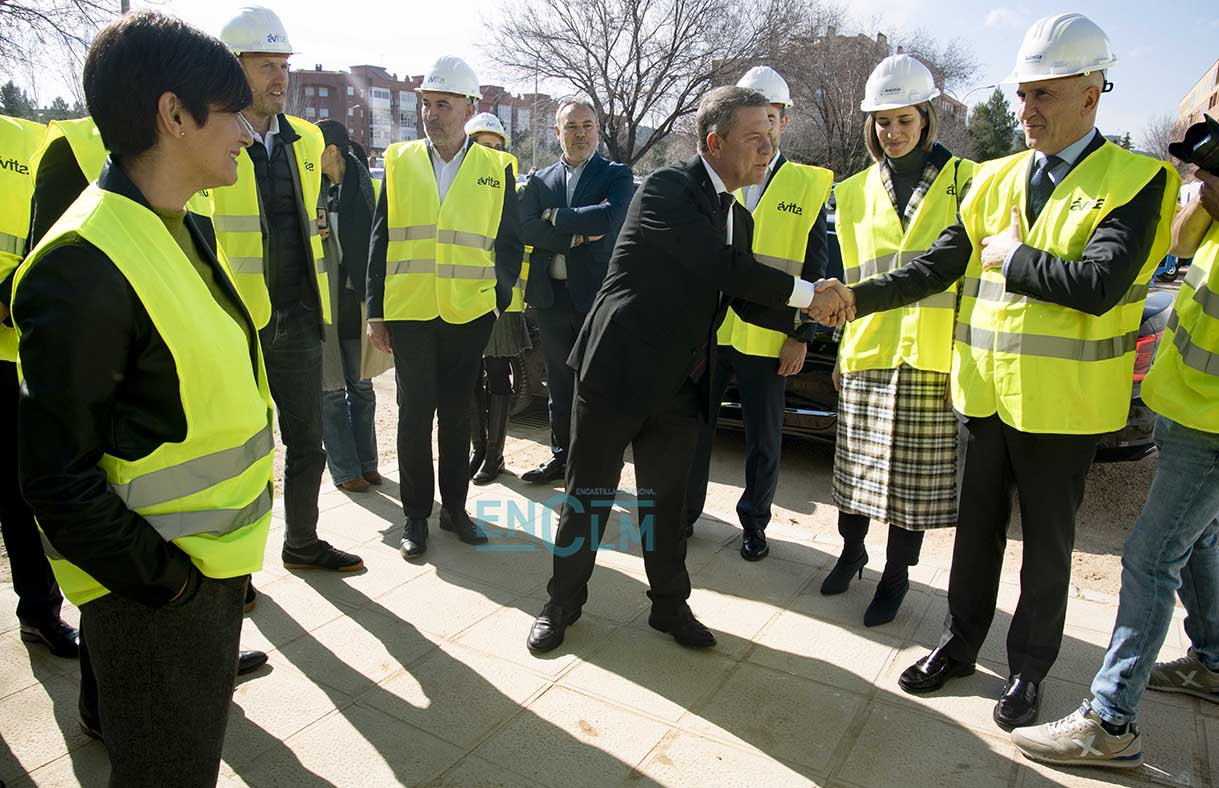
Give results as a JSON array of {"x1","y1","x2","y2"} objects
[
  {"x1": 0, "y1": 1, "x2": 114, "y2": 74},
  {"x1": 1143, "y1": 113, "x2": 1190, "y2": 178},
  {"x1": 482, "y1": 0, "x2": 803, "y2": 165}
]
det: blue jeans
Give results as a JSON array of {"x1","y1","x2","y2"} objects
[
  {"x1": 321, "y1": 338, "x2": 378, "y2": 485},
  {"x1": 1090, "y1": 415, "x2": 1219, "y2": 724}
]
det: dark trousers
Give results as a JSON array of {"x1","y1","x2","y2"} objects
[
  {"x1": 838, "y1": 512, "x2": 925, "y2": 566},
  {"x1": 0, "y1": 361, "x2": 62, "y2": 624},
  {"x1": 389, "y1": 314, "x2": 494, "y2": 519},
  {"x1": 937, "y1": 414, "x2": 1099, "y2": 682},
  {"x1": 534, "y1": 282, "x2": 586, "y2": 464},
  {"x1": 82, "y1": 574, "x2": 246, "y2": 788},
  {"x1": 548, "y1": 380, "x2": 702, "y2": 616},
  {"x1": 260, "y1": 303, "x2": 326, "y2": 551},
  {"x1": 321, "y1": 337, "x2": 378, "y2": 485},
  {"x1": 685, "y1": 347, "x2": 786, "y2": 532}
]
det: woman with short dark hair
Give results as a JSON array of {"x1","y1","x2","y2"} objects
[{"x1": 12, "y1": 11, "x2": 270, "y2": 785}]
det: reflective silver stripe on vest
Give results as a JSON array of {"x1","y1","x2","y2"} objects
[
  {"x1": 315, "y1": 255, "x2": 327, "y2": 274},
  {"x1": 145, "y1": 486, "x2": 273, "y2": 540},
  {"x1": 516, "y1": 278, "x2": 526, "y2": 291},
  {"x1": 387, "y1": 259, "x2": 436, "y2": 275},
  {"x1": 229, "y1": 257, "x2": 264, "y2": 275},
  {"x1": 755, "y1": 253, "x2": 804, "y2": 277},
  {"x1": 955, "y1": 323, "x2": 1137, "y2": 362},
  {"x1": 388, "y1": 225, "x2": 437, "y2": 242},
  {"x1": 108, "y1": 425, "x2": 274, "y2": 510},
  {"x1": 437, "y1": 264, "x2": 496, "y2": 280},
  {"x1": 913, "y1": 291, "x2": 958, "y2": 310},
  {"x1": 843, "y1": 252, "x2": 902, "y2": 285},
  {"x1": 213, "y1": 215, "x2": 262, "y2": 233},
  {"x1": 1166, "y1": 311, "x2": 1219, "y2": 376},
  {"x1": 436, "y1": 229, "x2": 495, "y2": 251},
  {"x1": 963, "y1": 277, "x2": 1149, "y2": 307},
  {"x1": 40, "y1": 531, "x2": 64, "y2": 561},
  {"x1": 1184, "y1": 265, "x2": 1219, "y2": 319},
  {"x1": 0, "y1": 231, "x2": 24, "y2": 256}
]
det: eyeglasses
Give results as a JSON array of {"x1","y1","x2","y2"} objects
[{"x1": 237, "y1": 113, "x2": 256, "y2": 138}]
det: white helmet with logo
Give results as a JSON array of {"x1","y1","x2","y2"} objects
[
  {"x1": 465, "y1": 112, "x2": 509, "y2": 144},
  {"x1": 1004, "y1": 13, "x2": 1117, "y2": 84},
  {"x1": 419, "y1": 55, "x2": 481, "y2": 100},
  {"x1": 219, "y1": 6, "x2": 295, "y2": 56},
  {"x1": 736, "y1": 66, "x2": 792, "y2": 108},
  {"x1": 860, "y1": 54, "x2": 940, "y2": 112}
]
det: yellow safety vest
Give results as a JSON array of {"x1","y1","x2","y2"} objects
[
  {"x1": 372, "y1": 176, "x2": 382, "y2": 204},
  {"x1": 209, "y1": 115, "x2": 330, "y2": 330},
  {"x1": 955, "y1": 141, "x2": 1179, "y2": 434},
  {"x1": 1142, "y1": 222, "x2": 1219, "y2": 433},
  {"x1": 382, "y1": 140, "x2": 510, "y2": 323},
  {"x1": 0, "y1": 115, "x2": 45, "y2": 362},
  {"x1": 837, "y1": 156, "x2": 975, "y2": 374},
  {"x1": 14, "y1": 185, "x2": 274, "y2": 606},
  {"x1": 716, "y1": 162, "x2": 833, "y2": 357}
]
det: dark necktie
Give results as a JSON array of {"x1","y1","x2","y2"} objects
[
  {"x1": 719, "y1": 192, "x2": 736, "y2": 242},
  {"x1": 690, "y1": 192, "x2": 738, "y2": 383},
  {"x1": 1027, "y1": 154, "x2": 1063, "y2": 225}
]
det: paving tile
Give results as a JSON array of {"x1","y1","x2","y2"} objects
[
  {"x1": 474, "y1": 685, "x2": 671, "y2": 788},
  {"x1": 836, "y1": 702, "x2": 1016, "y2": 788},
  {"x1": 16, "y1": 742, "x2": 110, "y2": 788},
  {"x1": 455, "y1": 604, "x2": 619, "y2": 679},
  {"x1": 0, "y1": 674, "x2": 92, "y2": 782},
  {"x1": 429, "y1": 532, "x2": 556, "y2": 596},
  {"x1": 425, "y1": 755, "x2": 541, "y2": 787},
  {"x1": 875, "y1": 647, "x2": 1013, "y2": 736},
  {"x1": 680, "y1": 663, "x2": 865, "y2": 773},
  {"x1": 632, "y1": 729, "x2": 821, "y2": 787},
  {"x1": 236, "y1": 704, "x2": 464, "y2": 787},
  {"x1": 360, "y1": 641, "x2": 551, "y2": 750},
  {"x1": 283, "y1": 540, "x2": 430, "y2": 611},
  {"x1": 374, "y1": 570, "x2": 515, "y2": 639},
  {"x1": 750, "y1": 611, "x2": 903, "y2": 694},
  {"x1": 784, "y1": 570, "x2": 935, "y2": 642},
  {"x1": 691, "y1": 550, "x2": 818, "y2": 611},
  {"x1": 1014, "y1": 757, "x2": 1152, "y2": 788},
  {"x1": 241, "y1": 573, "x2": 357, "y2": 652},
  {"x1": 0, "y1": 630, "x2": 78, "y2": 700},
  {"x1": 523, "y1": 565, "x2": 652, "y2": 626},
  {"x1": 559, "y1": 627, "x2": 737, "y2": 723}
]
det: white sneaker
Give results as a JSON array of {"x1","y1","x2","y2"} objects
[
  {"x1": 1012, "y1": 704, "x2": 1143, "y2": 769},
  {"x1": 1148, "y1": 651, "x2": 1219, "y2": 702}
]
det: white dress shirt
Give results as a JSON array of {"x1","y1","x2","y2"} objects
[
  {"x1": 549, "y1": 153, "x2": 595, "y2": 280},
  {"x1": 249, "y1": 113, "x2": 281, "y2": 157},
  {"x1": 430, "y1": 137, "x2": 469, "y2": 203}
]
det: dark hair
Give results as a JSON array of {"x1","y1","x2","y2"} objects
[
  {"x1": 84, "y1": 10, "x2": 251, "y2": 158},
  {"x1": 318, "y1": 119, "x2": 350, "y2": 152},
  {"x1": 696, "y1": 86, "x2": 770, "y2": 154}
]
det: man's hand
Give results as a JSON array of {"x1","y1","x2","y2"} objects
[
  {"x1": 778, "y1": 337, "x2": 807, "y2": 376},
  {"x1": 804, "y1": 279, "x2": 855, "y2": 326},
  {"x1": 1198, "y1": 169, "x2": 1219, "y2": 223},
  {"x1": 980, "y1": 207, "x2": 1022, "y2": 270},
  {"x1": 367, "y1": 320, "x2": 391, "y2": 354},
  {"x1": 317, "y1": 208, "x2": 330, "y2": 242}
]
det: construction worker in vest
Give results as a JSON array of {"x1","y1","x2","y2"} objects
[
  {"x1": 812, "y1": 13, "x2": 1179, "y2": 729},
  {"x1": 685, "y1": 66, "x2": 831, "y2": 562},
  {"x1": 1011, "y1": 164, "x2": 1219, "y2": 768},
  {"x1": 367, "y1": 56, "x2": 523, "y2": 559},
  {"x1": 216, "y1": 6, "x2": 363, "y2": 573},
  {"x1": 464, "y1": 112, "x2": 530, "y2": 485},
  {"x1": 818, "y1": 55, "x2": 974, "y2": 627},
  {"x1": 12, "y1": 12, "x2": 271, "y2": 783},
  {"x1": 0, "y1": 114, "x2": 79, "y2": 662}
]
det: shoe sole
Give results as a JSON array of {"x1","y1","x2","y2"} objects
[
  {"x1": 526, "y1": 614, "x2": 579, "y2": 655},
  {"x1": 400, "y1": 547, "x2": 427, "y2": 560},
  {"x1": 993, "y1": 706, "x2": 1039, "y2": 732},
  {"x1": 1017, "y1": 749, "x2": 1144, "y2": 769},
  {"x1": 1148, "y1": 684, "x2": 1219, "y2": 702},
  {"x1": 243, "y1": 600, "x2": 257, "y2": 614},
  {"x1": 19, "y1": 629, "x2": 78, "y2": 659},
  {"x1": 647, "y1": 619, "x2": 716, "y2": 648},
  {"x1": 282, "y1": 561, "x2": 365, "y2": 572},
  {"x1": 740, "y1": 547, "x2": 769, "y2": 562},
  {"x1": 899, "y1": 664, "x2": 976, "y2": 694},
  {"x1": 438, "y1": 523, "x2": 488, "y2": 545}
]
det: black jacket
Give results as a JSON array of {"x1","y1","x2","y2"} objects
[
  {"x1": 854, "y1": 133, "x2": 1169, "y2": 320},
  {"x1": 330, "y1": 150, "x2": 376, "y2": 303},
  {"x1": 14, "y1": 160, "x2": 262, "y2": 607},
  {"x1": 366, "y1": 138, "x2": 523, "y2": 319},
  {"x1": 518, "y1": 152, "x2": 635, "y2": 313},
  {"x1": 568, "y1": 156, "x2": 797, "y2": 418}
]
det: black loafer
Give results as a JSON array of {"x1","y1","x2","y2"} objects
[
  {"x1": 740, "y1": 530, "x2": 769, "y2": 561},
  {"x1": 20, "y1": 618, "x2": 80, "y2": 659},
  {"x1": 439, "y1": 509, "x2": 488, "y2": 545},
  {"x1": 648, "y1": 606, "x2": 716, "y2": 648},
  {"x1": 283, "y1": 540, "x2": 364, "y2": 572},
  {"x1": 898, "y1": 646, "x2": 976, "y2": 694},
  {"x1": 237, "y1": 649, "x2": 268, "y2": 676},
  {"x1": 820, "y1": 549, "x2": 868, "y2": 596},
  {"x1": 863, "y1": 578, "x2": 910, "y2": 627},
  {"x1": 400, "y1": 518, "x2": 429, "y2": 558},
  {"x1": 521, "y1": 457, "x2": 565, "y2": 485},
  {"x1": 993, "y1": 675, "x2": 1040, "y2": 730},
  {"x1": 527, "y1": 602, "x2": 581, "y2": 654}
]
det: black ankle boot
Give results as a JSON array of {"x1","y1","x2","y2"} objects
[
  {"x1": 820, "y1": 544, "x2": 868, "y2": 596},
  {"x1": 469, "y1": 383, "x2": 488, "y2": 478},
  {"x1": 474, "y1": 393, "x2": 511, "y2": 485},
  {"x1": 864, "y1": 565, "x2": 910, "y2": 627}
]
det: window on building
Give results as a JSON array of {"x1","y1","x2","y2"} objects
[
  {"x1": 305, "y1": 86, "x2": 315, "y2": 96},
  {"x1": 399, "y1": 111, "x2": 415, "y2": 125},
  {"x1": 1210, "y1": 93, "x2": 1217, "y2": 110},
  {"x1": 348, "y1": 107, "x2": 355, "y2": 117},
  {"x1": 320, "y1": 107, "x2": 330, "y2": 119},
  {"x1": 305, "y1": 107, "x2": 317, "y2": 119},
  {"x1": 347, "y1": 86, "x2": 354, "y2": 96},
  {"x1": 319, "y1": 87, "x2": 329, "y2": 97},
  {"x1": 372, "y1": 88, "x2": 391, "y2": 100}
]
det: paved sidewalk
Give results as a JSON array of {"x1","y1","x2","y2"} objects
[{"x1": 0, "y1": 466, "x2": 1213, "y2": 788}]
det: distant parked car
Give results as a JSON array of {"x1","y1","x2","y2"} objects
[{"x1": 1155, "y1": 254, "x2": 1191, "y2": 283}]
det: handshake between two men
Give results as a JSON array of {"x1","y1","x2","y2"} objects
[{"x1": 803, "y1": 279, "x2": 856, "y2": 327}]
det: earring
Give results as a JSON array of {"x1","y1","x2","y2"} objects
[{"x1": 180, "y1": 131, "x2": 186, "y2": 137}]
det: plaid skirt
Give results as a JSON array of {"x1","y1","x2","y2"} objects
[
  {"x1": 832, "y1": 364, "x2": 958, "y2": 530},
  {"x1": 484, "y1": 311, "x2": 532, "y2": 358}
]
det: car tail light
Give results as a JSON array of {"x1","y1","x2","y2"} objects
[{"x1": 1132, "y1": 331, "x2": 1162, "y2": 382}]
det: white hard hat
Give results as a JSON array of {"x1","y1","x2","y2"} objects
[
  {"x1": 1004, "y1": 13, "x2": 1117, "y2": 84},
  {"x1": 219, "y1": 6, "x2": 294, "y2": 56},
  {"x1": 737, "y1": 66, "x2": 792, "y2": 108},
  {"x1": 465, "y1": 112, "x2": 509, "y2": 144},
  {"x1": 860, "y1": 54, "x2": 940, "y2": 112},
  {"x1": 419, "y1": 56, "x2": 481, "y2": 100}
]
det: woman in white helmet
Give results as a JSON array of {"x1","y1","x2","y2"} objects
[
  {"x1": 464, "y1": 112, "x2": 531, "y2": 484},
  {"x1": 820, "y1": 54, "x2": 973, "y2": 627}
]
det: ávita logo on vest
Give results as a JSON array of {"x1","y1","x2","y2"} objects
[
  {"x1": 305, "y1": 161, "x2": 315, "y2": 171},
  {"x1": 776, "y1": 201, "x2": 803, "y2": 215},
  {"x1": 477, "y1": 175, "x2": 502, "y2": 188},
  {"x1": 0, "y1": 157, "x2": 30, "y2": 176},
  {"x1": 1069, "y1": 197, "x2": 1106, "y2": 211}
]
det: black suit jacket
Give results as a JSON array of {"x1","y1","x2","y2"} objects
[
  {"x1": 568, "y1": 156, "x2": 797, "y2": 418},
  {"x1": 519, "y1": 152, "x2": 635, "y2": 313}
]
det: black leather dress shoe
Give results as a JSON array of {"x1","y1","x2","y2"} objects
[
  {"x1": 648, "y1": 607, "x2": 716, "y2": 648},
  {"x1": 527, "y1": 602, "x2": 582, "y2": 654},
  {"x1": 898, "y1": 646, "x2": 976, "y2": 694},
  {"x1": 439, "y1": 509, "x2": 488, "y2": 544},
  {"x1": 237, "y1": 649, "x2": 268, "y2": 676},
  {"x1": 740, "y1": 530, "x2": 769, "y2": 561},
  {"x1": 993, "y1": 675, "x2": 1040, "y2": 730},
  {"x1": 863, "y1": 578, "x2": 910, "y2": 627},
  {"x1": 819, "y1": 549, "x2": 869, "y2": 596},
  {"x1": 20, "y1": 618, "x2": 79, "y2": 659},
  {"x1": 400, "y1": 518, "x2": 429, "y2": 558},
  {"x1": 521, "y1": 457, "x2": 565, "y2": 485}
]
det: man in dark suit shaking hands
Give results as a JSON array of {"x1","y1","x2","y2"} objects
[{"x1": 527, "y1": 86, "x2": 826, "y2": 654}]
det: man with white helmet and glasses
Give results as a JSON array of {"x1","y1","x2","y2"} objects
[
  {"x1": 685, "y1": 66, "x2": 831, "y2": 562},
  {"x1": 214, "y1": 6, "x2": 364, "y2": 575},
  {"x1": 367, "y1": 57, "x2": 522, "y2": 559},
  {"x1": 814, "y1": 13, "x2": 1178, "y2": 729}
]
